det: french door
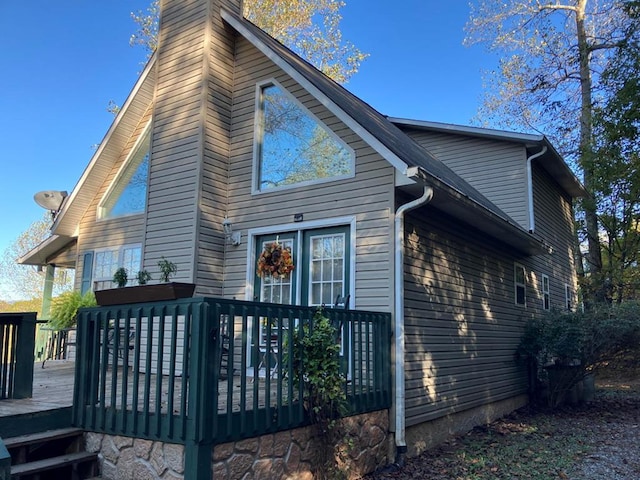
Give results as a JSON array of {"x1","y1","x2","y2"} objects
[
  {"x1": 255, "y1": 226, "x2": 350, "y2": 308},
  {"x1": 253, "y1": 226, "x2": 350, "y2": 353}
]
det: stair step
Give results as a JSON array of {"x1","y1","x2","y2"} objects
[
  {"x1": 10, "y1": 451, "x2": 98, "y2": 477},
  {"x1": 3, "y1": 427, "x2": 83, "y2": 449}
]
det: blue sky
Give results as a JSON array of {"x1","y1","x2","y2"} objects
[{"x1": 0, "y1": 1, "x2": 493, "y2": 299}]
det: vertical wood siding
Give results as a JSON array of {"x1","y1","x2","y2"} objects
[
  {"x1": 402, "y1": 129, "x2": 529, "y2": 230},
  {"x1": 403, "y1": 206, "x2": 531, "y2": 426},
  {"x1": 221, "y1": 37, "x2": 396, "y2": 311}
]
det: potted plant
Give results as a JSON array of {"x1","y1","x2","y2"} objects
[
  {"x1": 113, "y1": 267, "x2": 128, "y2": 288},
  {"x1": 136, "y1": 270, "x2": 152, "y2": 285},
  {"x1": 94, "y1": 257, "x2": 195, "y2": 306},
  {"x1": 158, "y1": 257, "x2": 178, "y2": 282}
]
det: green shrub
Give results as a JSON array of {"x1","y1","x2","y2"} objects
[
  {"x1": 49, "y1": 290, "x2": 97, "y2": 329},
  {"x1": 286, "y1": 308, "x2": 350, "y2": 479},
  {"x1": 518, "y1": 302, "x2": 640, "y2": 406}
]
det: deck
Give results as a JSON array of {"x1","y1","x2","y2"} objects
[
  {"x1": 0, "y1": 359, "x2": 294, "y2": 430},
  {"x1": 0, "y1": 361, "x2": 75, "y2": 419}
]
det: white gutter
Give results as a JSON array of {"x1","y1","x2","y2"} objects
[
  {"x1": 526, "y1": 146, "x2": 547, "y2": 233},
  {"x1": 394, "y1": 184, "x2": 434, "y2": 463}
]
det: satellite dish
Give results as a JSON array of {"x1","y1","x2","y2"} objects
[{"x1": 34, "y1": 190, "x2": 68, "y2": 212}]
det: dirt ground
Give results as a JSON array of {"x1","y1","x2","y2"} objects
[{"x1": 366, "y1": 360, "x2": 640, "y2": 480}]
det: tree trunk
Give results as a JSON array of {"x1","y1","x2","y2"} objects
[{"x1": 576, "y1": 0, "x2": 605, "y2": 304}]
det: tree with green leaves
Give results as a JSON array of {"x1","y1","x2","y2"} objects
[
  {"x1": 592, "y1": 2, "x2": 640, "y2": 302},
  {"x1": 130, "y1": 0, "x2": 367, "y2": 84},
  {"x1": 465, "y1": 0, "x2": 638, "y2": 304},
  {"x1": 0, "y1": 213, "x2": 74, "y2": 302}
]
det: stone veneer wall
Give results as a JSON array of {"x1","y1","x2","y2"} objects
[{"x1": 85, "y1": 409, "x2": 391, "y2": 480}]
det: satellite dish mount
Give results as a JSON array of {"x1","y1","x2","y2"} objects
[{"x1": 34, "y1": 190, "x2": 68, "y2": 220}]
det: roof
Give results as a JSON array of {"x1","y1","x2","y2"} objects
[
  {"x1": 221, "y1": 8, "x2": 549, "y2": 254},
  {"x1": 23, "y1": 9, "x2": 556, "y2": 265},
  {"x1": 18, "y1": 235, "x2": 76, "y2": 267},
  {"x1": 389, "y1": 118, "x2": 587, "y2": 198}
]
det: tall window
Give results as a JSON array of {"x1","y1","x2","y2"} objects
[
  {"x1": 541, "y1": 274, "x2": 550, "y2": 310},
  {"x1": 93, "y1": 244, "x2": 142, "y2": 290},
  {"x1": 565, "y1": 284, "x2": 573, "y2": 311},
  {"x1": 255, "y1": 82, "x2": 354, "y2": 191},
  {"x1": 99, "y1": 129, "x2": 150, "y2": 219},
  {"x1": 515, "y1": 264, "x2": 526, "y2": 306}
]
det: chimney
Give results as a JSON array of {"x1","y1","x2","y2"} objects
[{"x1": 146, "y1": 0, "x2": 242, "y2": 291}]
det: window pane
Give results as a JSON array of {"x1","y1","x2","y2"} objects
[
  {"x1": 259, "y1": 238, "x2": 294, "y2": 305},
  {"x1": 322, "y1": 260, "x2": 332, "y2": 281},
  {"x1": 516, "y1": 286, "x2": 525, "y2": 305},
  {"x1": 258, "y1": 84, "x2": 352, "y2": 190},
  {"x1": 102, "y1": 133, "x2": 150, "y2": 219},
  {"x1": 308, "y1": 233, "x2": 345, "y2": 306}
]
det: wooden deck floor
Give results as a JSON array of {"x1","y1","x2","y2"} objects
[
  {"x1": 0, "y1": 361, "x2": 75, "y2": 419},
  {"x1": 0, "y1": 360, "x2": 296, "y2": 423}
]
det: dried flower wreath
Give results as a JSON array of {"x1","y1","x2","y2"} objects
[{"x1": 257, "y1": 241, "x2": 295, "y2": 279}]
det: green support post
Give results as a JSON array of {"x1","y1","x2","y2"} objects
[
  {"x1": 41, "y1": 264, "x2": 55, "y2": 320},
  {"x1": 14, "y1": 312, "x2": 37, "y2": 399}
]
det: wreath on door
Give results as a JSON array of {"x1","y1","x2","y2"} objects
[{"x1": 257, "y1": 241, "x2": 295, "y2": 279}]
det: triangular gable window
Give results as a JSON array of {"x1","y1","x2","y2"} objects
[
  {"x1": 98, "y1": 128, "x2": 150, "y2": 219},
  {"x1": 254, "y1": 81, "x2": 354, "y2": 191}
]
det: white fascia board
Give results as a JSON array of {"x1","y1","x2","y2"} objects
[
  {"x1": 221, "y1": 10, "x2": 411, "y2": 178},
  {"x1": 52, "y1": 54, "x2": 157, "y2": 234}
]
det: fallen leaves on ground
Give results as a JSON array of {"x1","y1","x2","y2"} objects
[{"x1": 366, "y1": 377, "x2": 640, "y2": 480}]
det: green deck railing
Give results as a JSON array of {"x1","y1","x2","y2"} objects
[
  {"x1": 72, "y1": 297, "x2": 391, "y2": 477},
  {"x1": 0, "y1": 312, "x2": 37, "y2": 400}
]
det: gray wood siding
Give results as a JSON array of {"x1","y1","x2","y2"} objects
[
  {"x1": 195, "y1": 2, "x2": 238, "y2": 295},
  {"x1": 403, "y1": 206, "x2": 531, "y2": 426},
  {"x1": 403, "y1": 129, "x2": 529, "y2": 230},
  {"x1": 146, "y1": 0, "x2": 209, "y2": 283},
  {"x1": 522, "y1": 163, "x2": 578, "y2": 311},
  {"x1": 222, "y1": 37, "x2": 396, "y2": 311}
]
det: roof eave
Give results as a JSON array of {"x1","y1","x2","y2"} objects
[
  {"x1": 52, "y1": 53, "x2": 157, "y2": 237},
  {"x1": 18, "y1": 235, "x2": 76, "y2": 267}
]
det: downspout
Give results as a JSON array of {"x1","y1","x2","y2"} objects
[
  {"x1": 394, "y1": 183, "x2": 433, "y2": 465},
  {"x1": 526, "y1": 146, "x2": 547, "y2": 233}
]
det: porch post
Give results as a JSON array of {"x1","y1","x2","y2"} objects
[{"x1": 41, "y1": 264, "x2": 55, "y2": 320}]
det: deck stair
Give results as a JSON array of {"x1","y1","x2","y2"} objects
[{"x1": 4, "y1": 427, "x2": 98, "y2": 479}]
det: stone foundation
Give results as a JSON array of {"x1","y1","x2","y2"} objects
[
  {"x1": 85, "y1": 409, "x2": 391, "y2": 479},
  {"x1": 84, "y1": 433, "x2": 185, "y2": 479},
  {"x1": 404, "y1": 394, "x2": 529, "y2": 457}
]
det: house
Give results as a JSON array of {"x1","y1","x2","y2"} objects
[{"x1": 19, "y1": 0, "x2": 586, "y2": 477}]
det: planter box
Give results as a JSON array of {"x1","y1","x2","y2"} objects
[{"x1": 95, "y1": 283, "x2": 196, "y2": 306}]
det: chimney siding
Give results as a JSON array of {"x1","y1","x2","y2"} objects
[{"x1": 146, "y1": 0, "x2": 241, "y2": 293}]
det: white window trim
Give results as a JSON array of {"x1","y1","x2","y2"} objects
[
  {"x1": 92, "y1": 243, "x2": 142, "y2": 290},
  {"x1": 565, "y1": 283, "x2": 573, "y2": 311},
  {"x1": 541, "y1": 274, "x2": 550, "y2": 311},
  {"x1": 245, "y1": 215, "x2": 356, "y2": 307},
  {"x1": 251, "y1": 78, "x2": 356, "y2": 195},
  {"x1": 97, "y1": 121, "x2": 152, "y2": 220},
  {"x1": 514, "y1": 263, "x2": 526, "y2": 307}
]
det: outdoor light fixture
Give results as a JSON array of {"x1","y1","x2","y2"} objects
[{"x1": 222, "y1": 217, "x2": 241, "y2": 246}]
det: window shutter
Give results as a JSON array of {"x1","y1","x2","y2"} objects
[{"x1": 81, "y1": 252, "x2": 94, "y2": 295}]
